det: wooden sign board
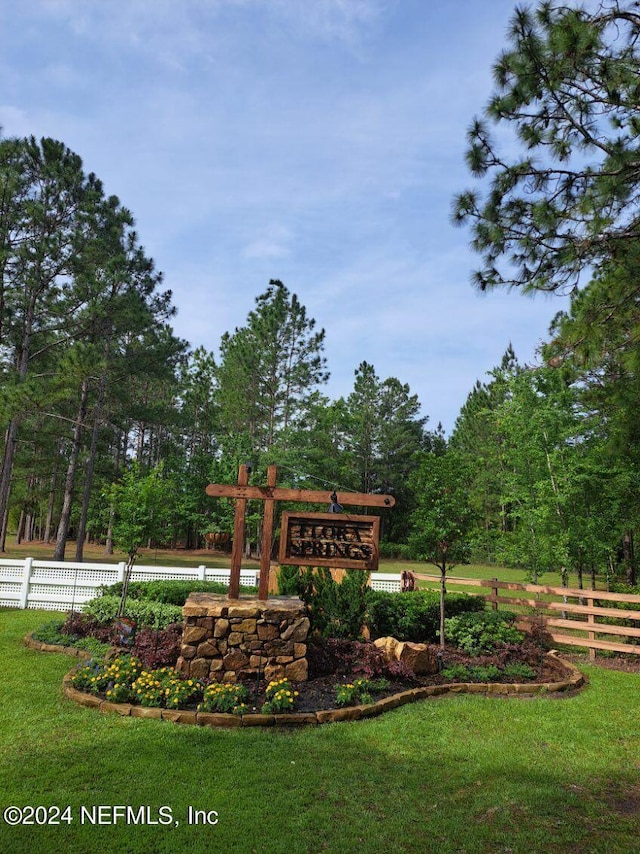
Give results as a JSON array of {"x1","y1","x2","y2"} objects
[{"x1": 279, "y1": 512, "x2": 380, "y2": 571}]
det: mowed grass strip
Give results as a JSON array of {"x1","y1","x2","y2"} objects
[
  {"x1": 0, "y1": 540, "x2": 594, "y2": 591},
  {"x1": 1, "y1": 608, "x2": 640, "y2": 853}
]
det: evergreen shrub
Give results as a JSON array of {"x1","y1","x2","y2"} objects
[
  {"x1": 367, "y1": 589, "x2": 485, "y2": 642},
  {"x1": 277, "y1": 565, "x2": 302, "y2": 596},
  {"x1": 97, "y1": 579, "x2": 255, "y2": 606},
  {"x1": 298, "y1": 567, "x2": 371, "y2": 639},
  {"x1": 83, "y1": 595, "x2": 183, "y2": 629},
  {"x1": 444, "y1": 610, "x2": 524, "y2": 655}
]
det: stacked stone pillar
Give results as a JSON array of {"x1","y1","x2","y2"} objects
[{"x1": 176, "y1": 593, "x2": 310, "y2": 683}]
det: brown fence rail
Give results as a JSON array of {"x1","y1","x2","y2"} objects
[{"x1": 412, "y1": 573, "x2": 640, "y2": 660}]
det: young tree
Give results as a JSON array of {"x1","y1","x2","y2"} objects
[
  {"x1": 409, "y1": 450, "x2": 475, "y2": 648},
  {"x1": 107, "y1": 462, "x2": 173, "y2": 616}
]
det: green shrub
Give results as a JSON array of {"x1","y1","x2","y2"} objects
[
  {"x1": 71, "y1": 636, "x2": 111, "y2": 657},
  {"x1": 503, "y1": 663, "x2": 536, "y2": 680},
  {"x1": 97, "y1": 579, "x2": 255, "y2": 606},
  {"x1": 468, "y1": 664, "x2": 502, "y2": 682},
  {"x1": 367, "y1": 590, "x2": 485, "y2": 642},
  {"x1": 298, "y1": 568, "x2": 371, "y2": 639},
  {"x1": 32, "y1": 619, "x2": 72, "y2": 646},
  {"x1": 440, "y1": 664, "x2": 470, "y2": 681},
  {"x1": 277, "y1": 565, "x2": 302, "y2": 596},
  {"x1": 32, "y1": 619, "x2": 110, "y2": 657},
  {"x1": 378, "y1": 542, "x2": 412, "y2": 560},
  {"x1": 82, "y1": 595, "x2": 183, "y2": 629},
  {"x1": 444, "y1": 611, "x2": 524, "y2": 655},
  {"x1": 441, "y1": 661, "x2": 536, "y2": 683}
]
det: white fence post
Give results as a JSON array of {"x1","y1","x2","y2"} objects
[
  {"x1": 198, "y1": 565, "x2": 206, "y2": 581},
  {"x1": 117, "y1": 562, "x2": 126, "y2": 583},
  {"x1": 19, "y1": 557, "x2": 33, "y2": 609}
]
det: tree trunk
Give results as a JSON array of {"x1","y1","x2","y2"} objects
[
  {"x1": 75, "y1": 366, "x2": 108, "y2": 562},
  {"x1": 623, "y1": 531, "x2": 636, "y2": 586},
  {"x1": 0, "y1": 288, "x2": 39, "y2": 551},
  {"x1": 54, "y1": 378, "x2": 89, "y2": 561},
  {"x1": 0, "y1": 419, "x2": 19, "y2": 551},
  {"x1": 439, "y1": 566, "x2": 447, "y2": 651},
  {"x1": 44, "y1": 444, "x2": 61, "y2": 543},
  {"x1": 15, "y1": 508, "x2": 25, "y2": 545},
  {"x1": 104, "y1": 504, "x2": 115, "y2": 555}
]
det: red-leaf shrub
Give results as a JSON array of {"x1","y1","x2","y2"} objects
[
  {"x1": 307, "y1": 638, "x2": 414, "y2": 681},
  {"x1": 130, "y1": 623, "x2": 183, "y2": 669}
]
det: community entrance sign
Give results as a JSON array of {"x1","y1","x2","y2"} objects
[
  {"x1": 279, "y1": 512, "x2": 380, "y2": 571},
  {"x1": 205, "y1": 464, "x2": 394, "y2": 600}
]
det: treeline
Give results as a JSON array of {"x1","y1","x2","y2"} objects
[
  {"x1": 421, "y1": 339, "x2": 639, "y2": 587},
  {"x1": 0, "y1": 135, "x2": 438, "y2": 558}
]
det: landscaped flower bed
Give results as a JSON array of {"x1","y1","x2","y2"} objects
[{"x1": 26, "y1": 630, "x2": 585, "y2": 727}]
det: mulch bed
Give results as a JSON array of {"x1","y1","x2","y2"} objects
[
  {"x1": 249, "y1": 646, "x2": 573, "y2": 713},
  {"x1": 27, "y1": 633, "x2": 584, "y2": 716}
]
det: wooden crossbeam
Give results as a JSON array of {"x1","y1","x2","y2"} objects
[
  {"x1": 205, "y1": 483, "x2": 395, "y2": 507},
  {"x1": 206, "y1": 466, "x2": 394, "y2": 600}
]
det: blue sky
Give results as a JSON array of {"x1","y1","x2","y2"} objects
[{"x1": 1, "y1": 0, "x2": 569, "y2": 433}]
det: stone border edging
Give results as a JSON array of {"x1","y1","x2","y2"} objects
[
  {"x1": 24, "y1": 634, "x2": 585, "y2": 727},
  {"x1": 25, "y1": 634, "x2": 94, "y2": 659}
]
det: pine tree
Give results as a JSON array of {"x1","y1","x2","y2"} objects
[
  {"x1": 453, "y1": 1, "x2": 640, "y2": 294},
  {"x1": 215, "y1": 280, "x2": 329, "y2": 458}
]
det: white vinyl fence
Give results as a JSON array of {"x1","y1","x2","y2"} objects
[
  {"x1": 0, "y1": 558, "x2": 260, "y2": 611},
  {"x1": 0, "y1": 559, "x2": 402, "y2": 611}
]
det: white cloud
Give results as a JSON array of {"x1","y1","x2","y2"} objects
[{"x1": 243, "y1": 223, "x2": 294, "y2": 260}]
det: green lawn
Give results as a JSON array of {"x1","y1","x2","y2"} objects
[
  {"x1": 0, "y1": 540, "x2": 243, "y2": 569},
  {"x1": 0, "y1": 540, "x2": 592, "y2": 590},
  {"x1": 1, "y1": 608, "x2": 640, "y2": 853}
]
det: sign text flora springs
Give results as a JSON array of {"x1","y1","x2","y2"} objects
[{"x1": 279, "y1": 512, "x2": 380, "y2": 571}]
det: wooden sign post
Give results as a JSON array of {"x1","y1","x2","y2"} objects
[{"x1": 205, "y1": 465, "x2": 394, "y2": 600}]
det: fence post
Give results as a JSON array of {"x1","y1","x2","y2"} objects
[
  {"x1": 19, "y1": 557, "x2": 33, "y2": 609},
  {"x1": 198, "y1": 565, "x2": 206, "y2": 581},
  {"x1": 587, "y1": 595, "x2": 596, "y2": 661},
  {"x1": 117, "y1": 562, "x2": 126, "y2": 583},
  {"x1": 491, "y1": 578, "x2": 498, "y2": 611}
]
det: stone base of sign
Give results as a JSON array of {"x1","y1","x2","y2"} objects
[{"x1": 175, "y1": 593, "x2": 311, "y2": 683}]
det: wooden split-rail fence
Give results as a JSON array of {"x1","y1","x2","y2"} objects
[{"x1": 413, "y1": 573, "x2": 640, "y2": 660}]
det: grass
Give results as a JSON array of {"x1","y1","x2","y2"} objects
[
  {"x1": 2, "y1": 608, "x2": 640, "y2": 853},
  {"x1": 0, "y1": 540, "x2": 243, "y2": 569}
]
